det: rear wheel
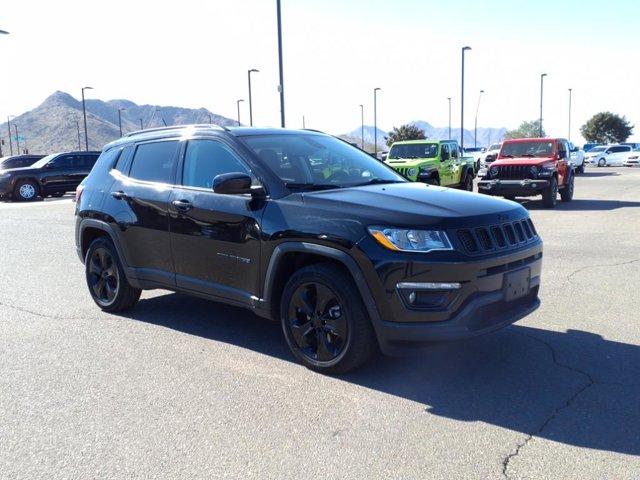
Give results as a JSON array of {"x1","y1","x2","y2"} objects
[
  {"x1": 13, "y1": 180, "x2": 39, "y2": 201},
  {"x1": 560, "y1": 174, "x2": 574, "y2": 202},
  {"x1": 280, "y1": 263, "x2": 377, "y2": 374},
  {"x1": 85, "y1": 237, "x2": 141, "y2": 312},
  {"x1": 542, "y1": 176, "x2": 558, "y2": 208},
  {"x1": 461, "y1": 174, "x2": 473, "y2": 192}
]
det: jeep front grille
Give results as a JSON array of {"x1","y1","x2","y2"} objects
[
  {"x1": 456, "y1": 218, "x2": 538, "y2": 255},
  {"x1": 494, "y1": 165, "x2": 534, "y2": 179}
]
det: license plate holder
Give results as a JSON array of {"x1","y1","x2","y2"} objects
[{"x1": 504, "y1": 268, "x2": 531, "y2": 302}]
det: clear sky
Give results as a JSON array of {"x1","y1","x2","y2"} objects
[{"x1": 1, "y1": 0, "x2": 639, "y2": 143}]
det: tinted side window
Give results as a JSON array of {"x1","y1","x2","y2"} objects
[
  {"x1": 78, "y1": 155, "x2": 99, "y2": 169},
  {"x1": 129, "y1": 141, "x2": 179, "y2": 184},
  {"x1": 53, "y1": 155, "x2": 75, "y2": 169},
  {"x1": 114, "y1": 146, "x2": 134, "y2": 173},
  {"x1": 451, "y1": 144, "x2": 459, "y2": 159},
  {"x1": 441, "y1": 144, "x2": 450, "y2": 157},
  {"x1": 182, "y1": 140, "x2": 251, "y2": 189},
  {"x1": 91, "y1": 148, "x2": 122, "y2": 174}
]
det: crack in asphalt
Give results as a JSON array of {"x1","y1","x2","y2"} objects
[
  {"x1": 0, "y1": 300, "x2": 72, "y2": 321},
  {"x1": 564, "y1": 257, "x2": 640, "y2": 286},
  {"x1": 501, "y1": 332, "x2": 595, "y2": 478}
]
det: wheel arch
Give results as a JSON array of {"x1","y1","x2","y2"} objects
[
  {"x1": 261, "y1": 242, "x2": 383, "y2": 330},
  {"x1": 78, "y1": 219, "x2": 128, "y2": 269}
]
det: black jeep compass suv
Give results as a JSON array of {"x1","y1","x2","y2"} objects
[{"x1": 75, "y1": 125, "x2": 542, "y2": 373}]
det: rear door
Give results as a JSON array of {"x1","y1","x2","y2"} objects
[
  {"x1": 169, "y1": 137, "x2": 265, "y2": 304},
  {"x1": 110, "y1": 139, "x2": 180, "y2": 285}
]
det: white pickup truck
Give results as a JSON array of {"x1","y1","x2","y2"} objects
[{"x1": 569, "y1": 142, "x2": 585, "y2": 174}]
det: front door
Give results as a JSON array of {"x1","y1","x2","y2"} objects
[
  {"x1": 169, "y1": 138, "x2": 265, "y2": 304},
  {"x1": 40, "y1": 154, "x2": 76, "y2": 193}
]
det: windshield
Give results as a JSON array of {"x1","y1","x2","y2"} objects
[
  {"x1": 500, "y1": 141, "x2": 555, "y2": 158},
  {"x1": 388, "y1": 143, "x2": 438, "y2": 160},
  {"x1": 489, "y1": 144, "x2": 501, "y2": 151},
  {"x1": 30, "y1": 153, "x2": 59, "y2": 169},
  {"x1": 240, "y1": 134, "x2": 406, "y2": 189},
  {"x1": 588, "y1": 147, "x2": 606, "y2": 153}
]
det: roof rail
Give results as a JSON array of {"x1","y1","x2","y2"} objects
[
  {"x1": 124, "y1": 124, "x2": 226, "y2": 138},
  {"x1": 302, "y1": 128, "x2": 325, "y2": 134}
]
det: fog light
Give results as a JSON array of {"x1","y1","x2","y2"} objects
[{"x1": 408, "y1": 291, "x2": 416, "y2": 304}]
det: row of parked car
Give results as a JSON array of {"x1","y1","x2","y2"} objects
[{"x1": 0, "y1": 151, "x2": 100, "y2": 201}]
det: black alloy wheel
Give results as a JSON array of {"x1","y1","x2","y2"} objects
[
  {"x1": 88, "y1": 247, "x2": 119, "y2": 306},
  {"x1": 288, "y1": 282, "x2": 348, "y2": 363}
]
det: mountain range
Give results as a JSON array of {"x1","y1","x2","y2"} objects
[
  {"x1": 343, "y1": 121, "x2": 507, "y2": 150},
  {"x1": 0, "y1": 91, "x2": 507, "y2": 156},
  {"x1": 0, "y1": 91, "x2": 237, "y2": 155}
]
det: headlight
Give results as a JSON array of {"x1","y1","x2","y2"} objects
[
  {"x1": 489, "y1": 166, "x2": 498, "y2": 176},
  {"x1": 368, "y1": 226, "x2": 453, "y2": 253},
  {"x1": 408, "y1": 168, "x2": 416, "y2": 177},
  {"x1": 478, "y1": 167, "x2": 488, "y2": 177}
]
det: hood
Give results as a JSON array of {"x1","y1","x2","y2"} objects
[
  {"x1": 386, "y1": 158, "x2": 435, "y2": 166},
  {"x1": 297, "y1": 182, "x2": 527, "y2": 229},
  {"x1": 492, "y1": 156, "x2": 554, "y2": 166}
]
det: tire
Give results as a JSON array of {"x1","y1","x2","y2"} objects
[
  {"x1": 51, "y1": 192, "x2": 65, "y2": 198},
  {"x1": 427, "y1": 176, "x2": 440, "y2": 186},
  {"x1": 13, "y1": 180, "x2": 39, "y2": 201},
  {"x1": 461, "y1": 173, "x2": 473, "y2": 192},
  {"x1": 85, "y1": 237, "x2": 141, "y2": 312},
  {"x1": 542, "y1": 176, "x2": 558, "y2": 208},
  {"x1": 598, "y1": 158, "x2": 606, "y2": 167},
  {"x1": 560, "y1": 174, "x2": 574, "y2": 202},
  {"x1": 280, "y1": 263, "x2": 377, "y2": 374}
]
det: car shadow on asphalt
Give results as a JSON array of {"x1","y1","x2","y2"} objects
[
  {"x1": 121, "y1": 292, "x2": 640, "y2": 457},
  {"x1": 521, "y1": 198, "x2": 640, "y2": 211},
  {"x1": 579, "y1": 171, "x2": 620, "y2": 177}
]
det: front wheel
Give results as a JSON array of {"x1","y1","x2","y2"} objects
[
  {"x1": 598, "y1": 158, "x2": 606, "y2": 167},
  {"x1": 577, "y1": 164, "x2": 585, "y2": 174},
  {"x1": 560, "y1": 174, "x2": 574, "y2": 202},
  {"x1": 280, "y1": 263, "x2": 377, "y2": 374},
  {"x1": 13, "y1": 180, "x2": 39, "y2": 201},
  {"x1": 426, "y1": 176, "x2": 440, "y2": 186},
  {"x1": 462, "y1": 174, "x2": 473, "y2": 192},
  {"x1": 542, "y1": 176, "x2": 558, "y2": 208},
  {"x1": 85, "y1": 237, "x2": 141, "y2": 312}
]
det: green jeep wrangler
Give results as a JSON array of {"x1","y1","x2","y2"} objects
[{"x1": 385, "y1": 139, "x2": 475, "y2": 191}]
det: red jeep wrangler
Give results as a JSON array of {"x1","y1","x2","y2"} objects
[{"x1": 477, "y1": 138, "x2": 574, "y2": 208}]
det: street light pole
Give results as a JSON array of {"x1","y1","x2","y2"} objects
[
  {"x1": 568, "y1": 88, "x2": 572, "y2": 141},
  {"x1": 76, "y1": 120, "x2": 81, "y2": 150},
  {"x1": 236, "y1": 99, "x2": 244, "y2": 126},
  {"x1": 461, "y1": 46, "x2": 472, "y2": 151},
  {"x1": 276, "y1": 0, "x2": 285, "y2": 128},
  {"x1": 207, "y1": 114, "x2": 212, "y2": 124},
  {"x1": 13, "y1": 124, "x2": 19, "y2": 154},
  {"x1": 359, "y1": 104, "x2": 364, "y2": 150},
  {"x1": 373, "y1": 87, "x2": 381, "y2": 159},
  {"x1": 247, "y1": 68, "x2": 259, "y2": 126},
  {"x1": 539, "y1": 73, "x2": 547, "y2": 137},
  {"x1": 139, "y1": 118, "x2": 144, "y2": 130},
  {"x1": 447, "y1": 97, "x2": 452, "y2": 140},
  {"x1": 302, "y1": 115, "x2": 306, "y2": 129},
  {"x1": 118, "y1": 108, "x2": 125, "y2": 137},
  {"x1": 6, "y1": 116, "x2": 13, "y2": 155},
  {"x1": 81, "y1": 86, "x2": 93, "y2": 151},
  {"x1": 474, "y1": 89, "x2": 484, "y2": 148},
  {"x1": 0, "y1": 31, "x2": 8, "y2": 156}
]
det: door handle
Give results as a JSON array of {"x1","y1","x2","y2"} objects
[
  {"x1": 172, "y1": 199, "x2": 193, "y2": 211},
  {"x1": 111, "y1": 190, "x2": 129, "y2": 200}
]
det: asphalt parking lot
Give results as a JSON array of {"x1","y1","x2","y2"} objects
[{"x1": 1, "y1": 167, "x2": 639, "y2": 479}]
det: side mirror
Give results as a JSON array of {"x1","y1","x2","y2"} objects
[
  {"x1": 45, "y1": 162, "x2": 55, "y2": 169},
  {"x1": 557, "y1": 151, "x2": 567, "y2": 160},
  {"x1": 213, "y1": 172, "x2": 265, "y2": 198}
]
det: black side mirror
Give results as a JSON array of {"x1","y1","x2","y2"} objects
[{"x1": 213, "y1": 172, "x2": 265, "y2": 198}]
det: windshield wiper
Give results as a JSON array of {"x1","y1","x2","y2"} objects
[
  {"x1": 520, "y1": 153, "x2": 535, "y2": 157},
  {"x1": 353, "y1": 178, "x2": 405, "y2": 186},
  {"x1": 501, "y1": 154, "x2": 514, "y2": 158},
  {"x1": 284, "y1": 182, "x2": 342, "y2": 191}
]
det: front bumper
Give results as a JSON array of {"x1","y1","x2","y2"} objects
[
  {"x1": 0, "y1": 180, "x2": 12, "y2": 197},
  {"x1": 477, "y1": 178, "x2": 549, "y2": 196},
  {"x1": 368, "y1": 242, "x2": 543, "y2": 355}
]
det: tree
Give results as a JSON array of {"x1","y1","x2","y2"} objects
[
  {"x1": 504, "y1": 120, "x2": 545, "y2": 140},
  {"x1": 385, "y1": 124, "x2": 426, "y2": 147},
  {"x1": 580, "y1": 112, "x2": 634, "y2": 144}
]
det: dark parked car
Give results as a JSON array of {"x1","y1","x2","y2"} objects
[
  {"x1": 75, "y1": 125, "x2": 543, "y2": 373},
  {"x1": 0, "y1": 150, "x2": 100, "y2": 201},
  {"x1": 0, "y1": 154, "x2": 45, "y2": 170}
]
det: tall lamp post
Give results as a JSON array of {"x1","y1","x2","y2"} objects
[
  {"x1": 568, "y1": 88, "x2": 572, "y2": 141},
  {"x1": 474, "y1": 89, "x2": 485, "y2": 148},
  {"x1": 539, "y1": 73, "x2": 547, "y2": 137},
  {"x1": 81, "y1": 86, "x2": 93, "y2": 151},
  {"x1": 247, "y1": 68, "x2": 259, "y2": 126},
  {"x1": 139, "y1": 118, "x2": 144, "y2": 130},
  {"x1": 276, "y1": 0, "x2": 285, "y2": 127},
  {"x1": 0, "y1": 31, "x2": 8, "y2": 156},
  {"x1": 13, "y1": 124, "x2": 20, "y2": 154},
  {"x1": 6, "y1": 116, "x2": 14, "y2": 155},
  {"x1": 118, "y1": 107, "x2": 126, "y2": 137},
  {"x1": 359, "y1": 104, "x2": 365, "y2": 149},
  {"x1": 373, "y1": 87, "x2": 381, "y2": 158},
  {"x1": 236, "y1": 99, "x2": 244, "y2": 126},
  {"x1": 461, "y1": 46, "x2": 472, "y2": 151},
  {"x1": 447, "y1": 97, "x2": 452, "y2": 140}
]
